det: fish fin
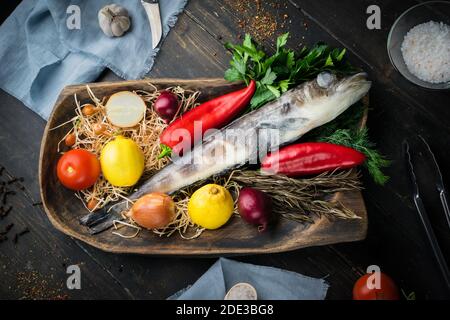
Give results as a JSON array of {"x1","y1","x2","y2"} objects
[
  {"x1": 80, "y1": 201, "x2": 129, "y2": 234},
  {"x1": 87, "y1": 214, "x2": 122, "y2": 235},
  {"x1": 79, "y1": 209, "x2": 109, "y2": 226}
]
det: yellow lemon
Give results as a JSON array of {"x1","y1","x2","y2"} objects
[
  {"x1": 100, "y1": 135, "x2": 144, "y2": 187},
  {"x1": 188, "y1": 184, "x2": 234, "y2": 230}
]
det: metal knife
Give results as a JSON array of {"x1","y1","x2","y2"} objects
[{"x1": 141, "y1": 0, "x2": 162, "y2": 49}]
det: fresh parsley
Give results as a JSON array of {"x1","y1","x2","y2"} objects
[{"x1": 225, "y1": 33, "x2": 355, "y2": 109}]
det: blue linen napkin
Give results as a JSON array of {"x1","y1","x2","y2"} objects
[
  {"x1": 0, "y1": 0, "x2": 187, "y2": 119},
  {"x1": 169, "y1": 258, "x2": 329, "y2": 300}
]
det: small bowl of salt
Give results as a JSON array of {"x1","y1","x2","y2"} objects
[{"x1": 387, "y1": 1, "x2": 450, "y2": 89}]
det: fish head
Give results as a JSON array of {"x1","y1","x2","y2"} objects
[
  {"x1": 333, "y1": 72, "x2": 372, "y2": 100},
  {"x1": 327, "y1": 72, "x2": 371, "y2": 120},
  {"x1": 316, "y1": 71, "x2": 371, "y2": 98},
  {"x1": 289, "y1": 72, "x2": 371, "y2": 126}
]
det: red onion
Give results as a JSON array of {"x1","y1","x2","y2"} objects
[
  {"x1": 154, "y1": 91, "x2": 179, "y2": 123},
  {"x1": 238, "y1": 187, "x2": 273, "y2": 232}
]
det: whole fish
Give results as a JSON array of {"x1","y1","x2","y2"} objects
[{"x1": 81, "y1": 72, "x2": 371, "y2": 233}]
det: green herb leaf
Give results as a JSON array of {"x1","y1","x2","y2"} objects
[
  {"x1": 250, "y1": 82, "x2": 276, "y2": 109},
  {"x1": 279, "y1": 79, "x2": 290, "y2": 93},
  {"x1": 224, "y1": 68, "x2": 244, "y2": 82},
  {"x1": 276, "y1": 32, "x2": 289, "y2": 52},
  {"x1": 325, "y1": 54, "x2": 334, "y2": 67},
  {"x1": 336, "y1": 48, "x2": 346, "y2": 61},
  {"x1": 267, "y1": 85, "x2": 281, "y2": 98},
  {"x1": 260, "y1": 67, "x2": 277, "y2": 85},
  {"x1": 243, "y1": 34, "x2": 254, "y2": 50},
  {"x1": 286, "y1": 51, "x2": 295, "y2": 69},
  {"x1": 230, "y1": 56, "x2": 247, "y2": 76}
]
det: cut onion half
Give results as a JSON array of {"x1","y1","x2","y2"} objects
[{"x1": 105, "y1": 91, "x2": 146, "y2": 128}]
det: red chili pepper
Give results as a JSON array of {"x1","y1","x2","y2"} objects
[
  {"x1": 261, "y1": 142, "x2": 366, "y2": 177},
  {"x1": 159, "y1": 80, "x2": 256, "y2": 158}
]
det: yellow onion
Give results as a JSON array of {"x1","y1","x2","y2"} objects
[{"x1": 128, "y1": 193, "x2": 175, "y2": 229}]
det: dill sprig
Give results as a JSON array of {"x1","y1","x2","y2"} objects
[{"x1": 319, "y1": 128, "x2": 391, "y2": 185}]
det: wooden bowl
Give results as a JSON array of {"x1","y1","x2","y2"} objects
[{"x1": 39, "y1": 78, "x2": 367, "y2": 256}]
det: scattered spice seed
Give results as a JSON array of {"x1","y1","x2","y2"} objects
[
  {"x1": 225, "y1": 0, "x2": 284, "y2": 42},
  {"x1": 32, "y1": 202, "x2": 43, "y2": 207},
  {"x1": 16, "y1": 271, "x2": 67, "y2": 299}
]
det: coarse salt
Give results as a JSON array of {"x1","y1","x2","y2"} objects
[{"x1": 401, "y1": 21, "x2": 450, "y2": 84}]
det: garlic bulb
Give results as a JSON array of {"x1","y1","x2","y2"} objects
[{"x1": 98, "y1": 4, "x2": 131, "y2": 37}]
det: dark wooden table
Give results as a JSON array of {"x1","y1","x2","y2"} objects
[{"x1": 1, "y1": 0, "x2": 449, "y2": 300}]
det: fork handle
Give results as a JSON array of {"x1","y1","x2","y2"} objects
[
  {"x1": 439, "y1": 189, "x2": 450, "y2": 230},
  {"x1": 414, "y1": 195, "x2": 450, "y2": 289}
]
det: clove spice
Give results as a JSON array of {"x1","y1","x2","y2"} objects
[
  {"x1": 0, "y1": 223, "x2": 14, "y2": 235},
  {"x1": 2, "y1": 190, "x2": 15, "y2": 205},
  {"x1": 13, "y1": 227, "x2": 30, "y2": 244},
  {"x1": 18, "y1": 227, "x2": 29, "y2": 236},
  {"x1": 7, "y1": 177, "x2": 24, "y2": 185},
  {"x1": 0, "y1": 206, "x2": 12, "y2": 219},
  {"x1": 0, "y1": 223, "x2": 14, "y2": 243}
]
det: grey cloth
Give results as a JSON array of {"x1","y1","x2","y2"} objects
[
  {"x1": 0, "y1": 0, "x2": 187, "y2": 119},
  {"x1": 169, "y1": 258, "x2": 329, "y2": 300}
]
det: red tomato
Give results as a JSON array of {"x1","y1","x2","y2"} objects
[
  {"x1": 353, "y1": 272, "x2": 400, "y2": 300},
  {"x1": 57, "y1": 149, "x2": 100, "y2": 190}
]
